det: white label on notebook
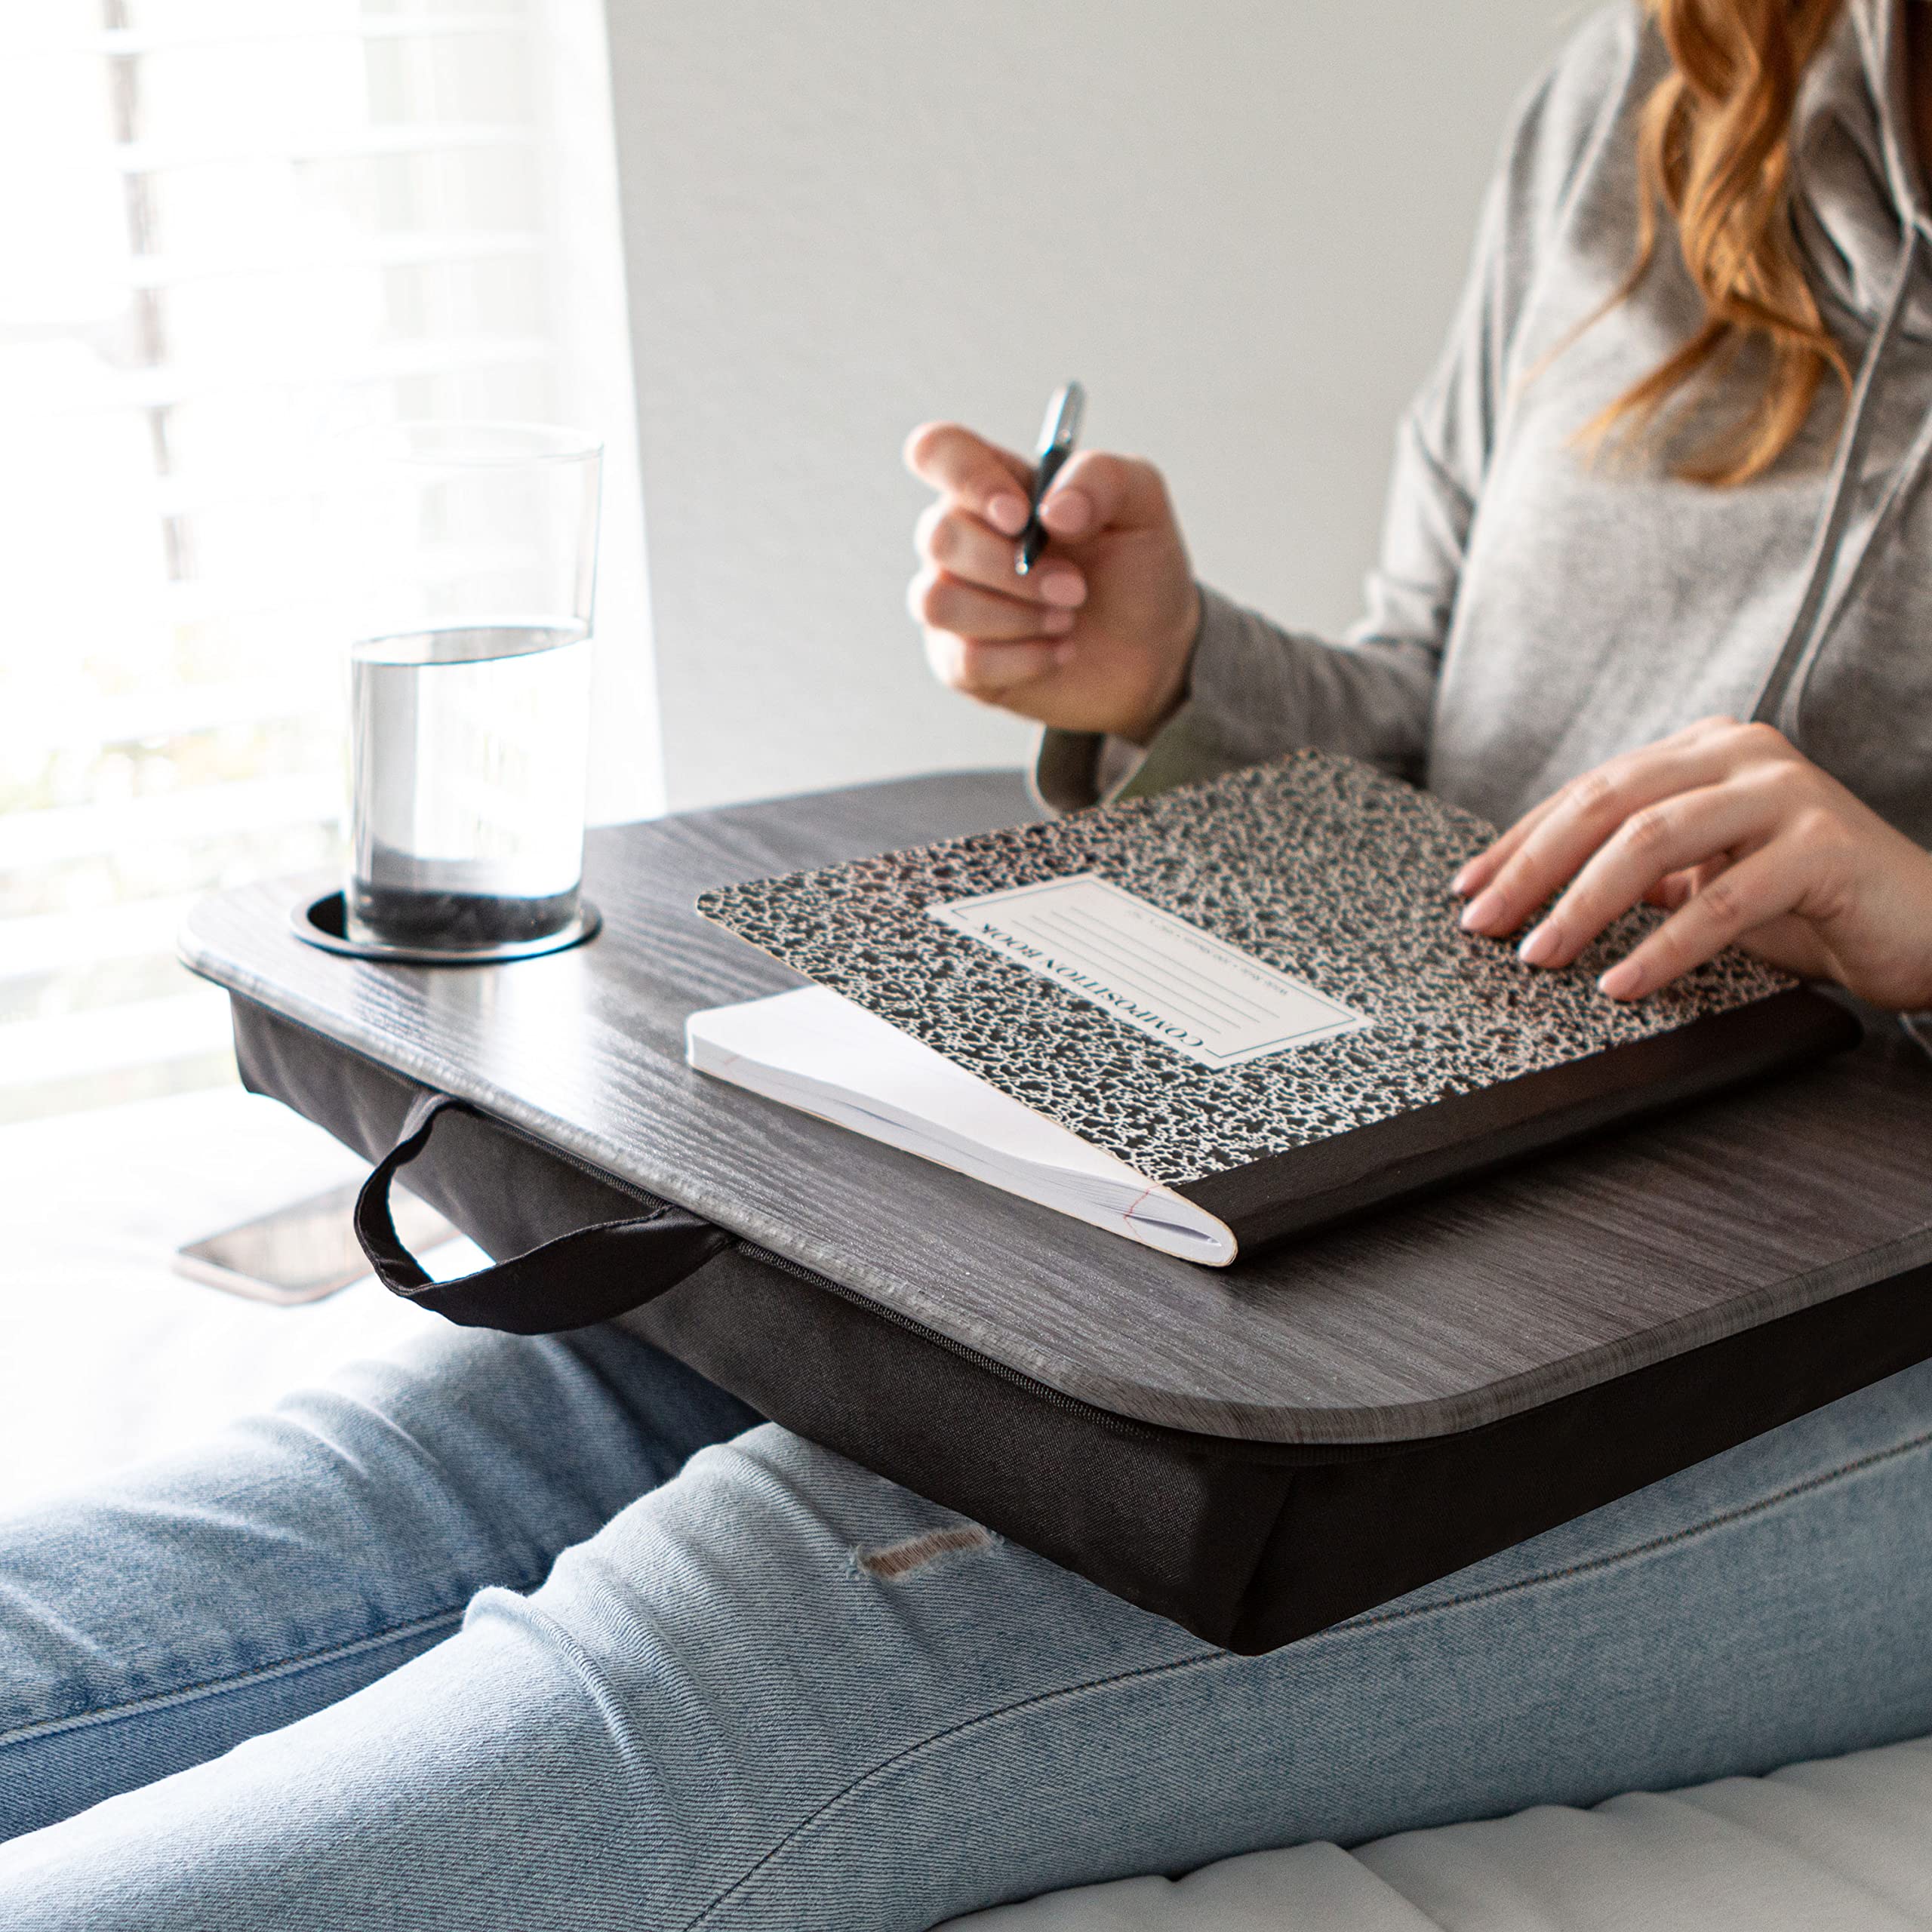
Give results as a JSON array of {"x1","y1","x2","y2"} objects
[{"x1": 926, "y1": 873, "x2": 1371, "y2": 1070}]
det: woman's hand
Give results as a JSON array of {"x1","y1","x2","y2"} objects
[
  {"x1": 903, "y1": 422, "x2": 1200, "y2": 744},
  {"x1": 1453, "y1": 717, "x2": 1932, "y2": 1011}
]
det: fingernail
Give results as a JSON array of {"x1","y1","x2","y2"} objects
[
  {"x1": 1038, "y1": 488, "x2": 1091, "y2": 535},
  {"x1": 1039, "y1": 571, "x2": 1085, "y2": 608},
  {"x1": 1598, "y1": 961, "x2": 1642, "y2": 1000},
  {"x1": 987, "y1": 494, "x2": 1028, "y2": 536},
  {"x1": 1517, "y1": 922, "x2": 1560, "y2": 967},
  {"x1": 1460, "y1": 888, "x2": 1503, "y2": 932},
  {"x1": 1041, "y1": 608, "x2": 1075, "y2": 634},
  {"x1": 1451, "y1": 862, "x2": 1479, "y2": 896}
]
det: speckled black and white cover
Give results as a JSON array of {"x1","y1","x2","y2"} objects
[{"x1": 696, "y1": 752, "x2": 1798, "y2": 1188}]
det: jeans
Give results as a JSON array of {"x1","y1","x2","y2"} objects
[{"x1": 3, "y1": 1318, "x2": 1932, "y2": 1931}]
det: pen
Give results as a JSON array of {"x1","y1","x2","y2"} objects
[{"x1": 1015, "y1": 380, "x2": 1084, "y2": 577}]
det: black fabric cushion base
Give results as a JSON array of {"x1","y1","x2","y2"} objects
[{"x1": 233, "y1": 996, "x2": 1932, "y2": 1654}]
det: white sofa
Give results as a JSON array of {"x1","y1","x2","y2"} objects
[{"x1": 948, "y1": 1735, "x2": 1932, "y2": 1929}]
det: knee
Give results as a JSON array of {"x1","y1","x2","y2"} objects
[
  {"x1": 470, "y1": 1424, "x2": 1011, "y2": 1707},
  {"x1": 512, "y1": 1425, "x2": 991, "y2": 1630}
]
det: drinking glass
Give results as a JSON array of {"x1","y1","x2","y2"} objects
[{"x1": 336, "y1": 422, "x2": 601, "y2": 952}]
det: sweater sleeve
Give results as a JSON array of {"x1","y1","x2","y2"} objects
[
  {"x1": 1032, "y1": 573, "x2": 1445, "y2": 812},
  {"x1": 1030, "y1": 8, "x2": 1632, "y2": 814}
]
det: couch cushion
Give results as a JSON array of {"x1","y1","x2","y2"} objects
[{"x1": 944, "y1": 1735, "x2": 1932, "y2": 1930}]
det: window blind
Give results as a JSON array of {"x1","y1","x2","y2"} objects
[{"x1": 1, "y1": 0, "x2": 649, "y2": 1121}]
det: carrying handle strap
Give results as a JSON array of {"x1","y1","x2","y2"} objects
[{"x1": 355, "y1": 1091, "x2": 737, "y2": 1334}]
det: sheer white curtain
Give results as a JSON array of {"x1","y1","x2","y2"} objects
[{"x1": 0, "y1": 0, "x2": 654, "y2": 1121}]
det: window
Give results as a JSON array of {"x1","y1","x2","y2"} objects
[{"x1": 1, "y1": 0, "x2": 653, "y2": 1121}]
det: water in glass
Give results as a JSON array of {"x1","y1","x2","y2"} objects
[{"x1": 348, "y1": 620, "x2": 592, "y2": 948}]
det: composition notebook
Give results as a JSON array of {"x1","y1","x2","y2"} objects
[{"x1": 688, "y1": 752, "x2": 1859, "y2": 1266}]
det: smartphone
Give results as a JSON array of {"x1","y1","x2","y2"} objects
[{"x1": 173, "y1": 1181, "x2": 457, "y2": 1305}]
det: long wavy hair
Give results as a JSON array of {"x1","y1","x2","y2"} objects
[{"x1": 1586, "y1": 0, "x2": 1851, "y2": 486}]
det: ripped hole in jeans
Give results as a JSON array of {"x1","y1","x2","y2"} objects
[{"x1": 854, "y1": 1524, "x2": 996, "y2": 1580}]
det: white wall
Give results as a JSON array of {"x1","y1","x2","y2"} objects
[
  {"x1": 605, "y1": 1, "x2": 1583, "y2": 813},
  {"x1": 540, "y1": 0, "x2": 668, "y2": 823},
  {"x1": 537, "y1": 0, "x2": 666, "y2": 823}
]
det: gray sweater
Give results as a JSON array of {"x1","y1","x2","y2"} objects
[{"x1": 1036, "y1": 0, "x2": 1931, "y2": 852}]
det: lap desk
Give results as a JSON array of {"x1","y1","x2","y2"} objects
[{"x1": 180, "y1": 770, "x2": 1932, "y2": 1654}]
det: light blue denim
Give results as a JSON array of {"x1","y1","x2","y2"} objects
[{"x1": 4, "y1": 1318, "x2": 1932, "y2": 1930}]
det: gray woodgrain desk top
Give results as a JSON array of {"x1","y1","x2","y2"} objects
[{"x1": 180, "y1": 768, "x2": 1932, "y2": 1446}]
